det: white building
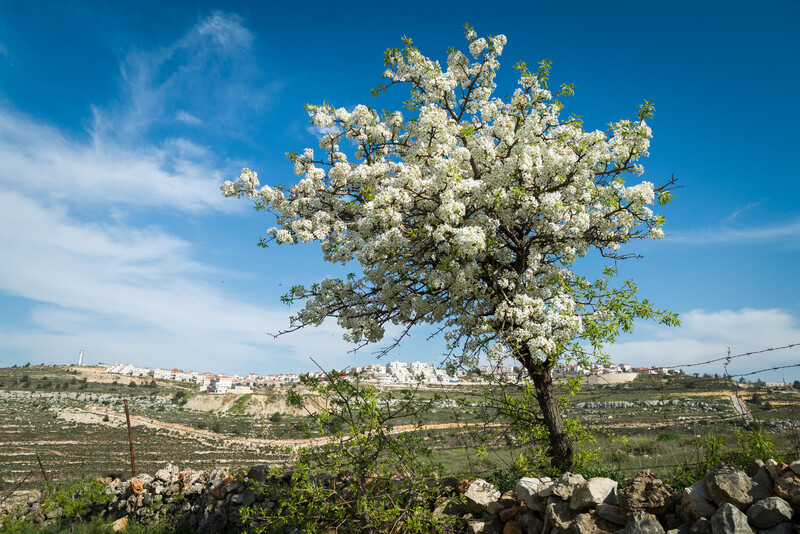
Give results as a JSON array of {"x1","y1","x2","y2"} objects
[
  {"x1": 210, "y1": 376, "x2": 234, "y2": 394},
  {"x1": 173, "y1": 371, "x2": 194, "y2": 383},
  {"x1": 153, "y1": 368, "x2": 173, "y2": 380}
]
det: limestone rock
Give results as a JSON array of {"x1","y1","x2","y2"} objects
[
  {"x1": 154, "y1": 463, "x2": 179, "y2": 483},
  {"x1": 210, "y1": 475, "x2": 234, "y2": 500},
  {"x1": 515, "y1": 478, "x2": 548, "y2": 513},
  {"x1": 705, "y1": 465, "x2": 753, "y2": 510},
  {"x1": 749, "y1": 465, "x2": 775, "y2": 503},
  {"x1": 551, "y1": 473, "x2": 585, "y2": 500},
  {"x1": 433, "y1": 499, "x2": 464, "y2": 516},
  {"x1": 678, "y1": 480, "x2": 717, "y2": 523},
  {"x1": 766, "y1": 459, "x2": 781, "y2": 481},
  {"x1": 468, "y1": 515, "x2": 503, "y2": 534},
  {"x1": 569, "y1": 511, "x2": 619, "y2": 533},
  {"x1": 709, "y1": 502, "x2": 753, "y2": 533},
  {"x1": 111, "y1": 516, "x2": 128, "y2": 532},
  {"x1": 129, "y1": 478, "x2": 145, "y2": 495},
  {"x1": 747, "y1": 458, "x2": 766, "y2": 477},
  {"x1": 537, "y1": 480, "x2": 555, "y2": 498},
  {"x1": 487, "y1": 500, "x2": 506, "y2": 515},
  {"x1": 498, "y1": 505, "x2": 520, "y2": 522},
  {"x1": 789, "y1": 460, "x2": 800, "y2": 476},
  {"x1": 517, "y1": 510, "x2": 542, "y2": 534},
  {"x1": 618, "y1": 470, "x2": 675, "y2": 516},
  {"x1": 746, "y1": 496, "x2": 795, "y2": 529},
  {"x1": 774, "y1": 471, "x2": 800, "y2": 513},
  {"x1": 571, "y1": 477, "x2": 618, "y2": 511},
  {"x1": 543, "y1": 501, "x2": 578, "y2": 534},
  {"x1": 501, "y1": 492, "x2": 517, "y2": 508},
  {"x1": 502, "y1": 519, "x2": 524, "y2": 534},
  {"x1": 179, "y1": 470, "x2": 203, "y2": 491},
  {"x1": 619, "y1": 510, "x2": 666, "y2": 534},
  {"x1": 465, "y1": 479, "x2": 501, "y2": 514},
  {"x1": 595, "y1": 503, "x2": 627, "y2": 526},
  {"x1": 246, "y1": 464, "x2": 272, "y2": 483}
]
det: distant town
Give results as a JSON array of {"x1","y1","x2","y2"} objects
[{"x1": 103, "y1": 360, "x2": 675, "y2": 394}]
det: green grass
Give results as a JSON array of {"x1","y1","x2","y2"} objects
[{"x1": 226, "y1": 394, "x2": 252, "y2": 415}]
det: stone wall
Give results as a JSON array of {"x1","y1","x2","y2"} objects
[{"x1": 4, "y1": 459, "x2": 800, "y2": 533}]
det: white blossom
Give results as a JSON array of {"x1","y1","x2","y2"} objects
[{"x1": 222, "y1": 30, "x2": 671, "y2": 369}]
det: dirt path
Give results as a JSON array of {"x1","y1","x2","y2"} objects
[{"x1": 80, "y1": 406, "x2": 502, "y2": 450}]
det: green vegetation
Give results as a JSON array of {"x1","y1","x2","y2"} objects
[
  {"x1": 1, "y1": 364, "x2": 799, "y2": 531},
  {"x1": 242, "y1": 372, "x2": 461, "y2": 534},
  {"x1": 171, "y1": 390, "x2": 194, "y2": 406},
  {"x1": 226, "y1": 394, "x2": 252, "y2": 415},
  {"x1": 41, "y1": 477, "x2": 114, "y2": 520}
]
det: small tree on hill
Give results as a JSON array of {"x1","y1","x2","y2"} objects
[{"x1": 223, "y1": 26, "x2": 678, "y2": 471}]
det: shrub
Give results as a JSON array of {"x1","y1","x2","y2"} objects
[
  {"x1": 656, "y1": 430, "x2": 680, "y2": 442},
  {"x1": 241, "y1": 371, "x2": 459, "y2": 533},
  {"x1": 735, "y1": 426, "x2": 776, "y2": 464},
  {"x1": 40, "y1": 476, "x2": 113, "y2": 521}
]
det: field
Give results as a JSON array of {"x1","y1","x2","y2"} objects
[{"x1": 2, "y1": 364, "x2": 799, "y2": 506}]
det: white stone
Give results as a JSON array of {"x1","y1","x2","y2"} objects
[
  {"x1": 789, "y1": 460, "x2": 800, "y2": 476},
  {"x1": 464, "y1": 478, "x2": 501, "y2": 514},
  {"x1": 678, "y1": 480, "x2": 717, "y2": 523},
  {"x1": 515, "y1": 478, "x2": 547, "y2": 512},
  {"x1": 570, "y1": 477, "x2": 618, "y2": 510}
]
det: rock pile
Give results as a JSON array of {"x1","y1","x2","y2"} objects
[
  {"x1": 5, "y1": 459, "x2": 800, "y2": 533},
  {"x1": 448, "y1": 459, "x2": 800, "y2": 534}
]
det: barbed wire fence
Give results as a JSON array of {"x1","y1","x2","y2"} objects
[
  {"x1": 559, "y1": 343, "x2": 800, "y2": 481},
  {"x1": 1, "y1": 343, "x2": 799, "y2": 505}
]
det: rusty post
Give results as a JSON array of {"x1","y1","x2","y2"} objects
[
  {"x1": 0, "y1": 470, "x2": 33, "y2": 508},
  {"x1": 36, "y1": 453, "x2": 48, "y2": 482},
  {"x1": 124, "y1": 399, "x2": 136, "y2": 477}
]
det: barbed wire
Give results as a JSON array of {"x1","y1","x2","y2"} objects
[
  {"x1": 660, "y1": 342, "x2": 800, "y2": 370},
  {"x1": 726, "y1": 362, "x2": 800, "y2": 378},
  {"x1": 2, "y1": 343, "x2": 799, "y2": 492}
]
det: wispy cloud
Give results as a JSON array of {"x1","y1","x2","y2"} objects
[
  {"x1": 93, "y1": 11, "x2": 280, "y2": 146},
  {"x1": 0, "y1": 189, "x2": 357, "y2": 373},
  {"x1": 723, "y1": 201, "x2": 763, "y2": 224},
  {"x1": 0, "y1": 12, "x2": 348, "y2": 374},
  {"x1": 669, "y1": 218, "x2": 800, "y2": 245},
  {"x1": 0, "y1": 107, "x2": 231, "y2": 212},
  {"x1": 606, "y1": 308, "x2": 800, "y2": 379},
  {"x1": 175, "y1": 110, "x2": 203, "y2": 125}
]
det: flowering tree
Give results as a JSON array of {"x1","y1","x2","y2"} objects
[{"x1": 223, "y1": 27, "x2": 678, "y2": 471}]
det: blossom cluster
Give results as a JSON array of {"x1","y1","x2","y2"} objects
[{"x1": 222, "y1": 29, "x2": 669, "y2": 364}]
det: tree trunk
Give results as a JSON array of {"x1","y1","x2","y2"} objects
[{"x1": 521, "y1": 355, "x2": 575, "y2": 472}]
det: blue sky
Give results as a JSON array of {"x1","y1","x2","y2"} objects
[{"x1": 1, "y1": 1, "x2": 799, "y2": 380}]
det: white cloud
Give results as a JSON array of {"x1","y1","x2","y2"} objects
[
  {"x1": 94, "y1": 11, "x2": 279, "y2": 145},
  {"x1": 0, "y1": 13, "x2": 347, "y2": 375},
  {"x1": 723, "y1": 201, "x2": 763, "y2": 224},
  {"x1": 0, "y1": 189, "x2": 358, "y2": 373},
  {"x1": 175, "y1": 110, "x2": 202, "y2": 125},
  {"x1": 0, "y1": 107, "x2": 231, "y2": 212},
  {"x1": 669, "y1": 219, "x2": 800, "y2": 245},
  {"x1": 606, "y1": 308, "x2": 800, "y2": 380}
]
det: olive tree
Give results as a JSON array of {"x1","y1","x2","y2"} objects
[{"x1": 223, "y1": 26, "x2": 678, "y2": 471}]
